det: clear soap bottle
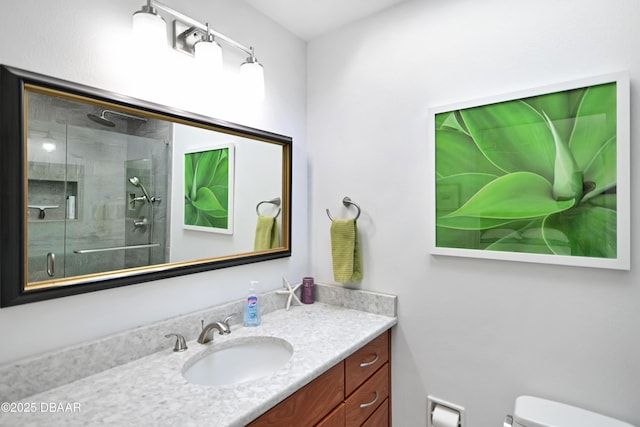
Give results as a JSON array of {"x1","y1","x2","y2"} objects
[{"x1": 243, "y1": 281, "x2": 261, "y2": 327}]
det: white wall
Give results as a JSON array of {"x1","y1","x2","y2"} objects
[
  {"x1": 0, "y1": 0, "x2": 308, "y2": 363},
  {"x1": 308, "y1": 0, "x2": 640, "y2": 425}
]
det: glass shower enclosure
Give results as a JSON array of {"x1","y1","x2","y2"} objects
[{"x1": 26, "y1": 90, "x2": 171, "y2": 284}]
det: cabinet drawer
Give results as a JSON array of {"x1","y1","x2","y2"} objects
[
  {"x1": 316, "y1": 403, "x2": 345, "y2": 427},
  {"x1": 345, "y1": 331, "x2": 389, "y2": 395},
  {"x1": 248, "y1": 362, "x2": 345, "y2": 427},
  {"x1": 345, "y1": 363, "x2": 389, "y2": 427},
  {"x1": 362, "y1": 398, "x2": 389, "y2": 427}
]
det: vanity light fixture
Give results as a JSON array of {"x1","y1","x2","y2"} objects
[
  {"x1": 132, "y1": 0, "x2": 265, "y2": 99},
  {"x1": 132, "y1": 0, "x2": 167, "y2": 51},
  {"x1": 30, "y1": 130, "x2": 57, "y2": 153},
  {"x1": 240, "y1": 47, "x2": 265, "y2": 101},
  {"x1": 194, "y1": 24, "x2": 223, "y2": 76},
  {"x1": 41, "y1": 131, "x2": 57, "y2": 153}
]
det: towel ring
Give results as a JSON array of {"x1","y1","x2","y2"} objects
[
  {"x1": 326, "y1": 196, "x2": 361, "y2": 221},
  {"x1": 256, "y1": 197, "x2": 281, "y2": 218}
]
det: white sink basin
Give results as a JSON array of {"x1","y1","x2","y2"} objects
[{"x1": 182, "y1": 336, "x2": 293, "y2": 386}]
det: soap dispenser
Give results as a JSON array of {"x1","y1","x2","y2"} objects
[{"x1": 244, "y1": 281, "x2": 261, "y2": 327}]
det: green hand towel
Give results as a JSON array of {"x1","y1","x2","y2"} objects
[
  {"x1": 254, "y1": 215, "x2": 280, "y2": 251},
  {"x1": 330, "y1": 218, "x2": 363, "y2": 283}
]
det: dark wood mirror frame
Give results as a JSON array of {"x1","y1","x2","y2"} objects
[{"x1": 0, "y1": 65, "x2": 292, "y2": 307}]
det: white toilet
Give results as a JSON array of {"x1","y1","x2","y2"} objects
[{"x1": 504, "y1": 396, "x2": 634, "y2": 427}]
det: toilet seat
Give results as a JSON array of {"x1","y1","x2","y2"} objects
[{"x1": 513, "y1": 396, "x2": 633, "y2": 427}]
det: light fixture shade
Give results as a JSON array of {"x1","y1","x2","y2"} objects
[
  {"x1": 132, "y1": 8, "x2": 167, "y2": 51},
  {"x1": 42, "y1": 142, "x2": 57, "y2": 153},
  {"x1": 240, "y1": 58, "x2": 265, "y2": 101},
  {"x1": 194, "y1": 39, "x2": 223, "y2": 75},
  {"x1": 40, "y1": 131, "x2": 57, "y2": 153}
]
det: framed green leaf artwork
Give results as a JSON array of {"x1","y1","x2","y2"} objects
[
  {"x1": 184, "y1": 144, "x2": 235, "y2": 234},
  {"x1": 428, "y1": 73, "x2": 630, "y2": 270}
]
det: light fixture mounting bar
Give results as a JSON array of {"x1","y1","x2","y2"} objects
[
  {"x1": 173, "y1": 21, "x2": 206, "y2": 56},
  {"x1": 150, "y1": 0, "x2": 253, "y2": 56}
]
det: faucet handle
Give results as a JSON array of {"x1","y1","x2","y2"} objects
[
  {"x1": 222, "y1": 314, "x2": 235, "y2": 334},
  {"x1": 165, "y1": 333, "x2": 188, "y2": 352}
]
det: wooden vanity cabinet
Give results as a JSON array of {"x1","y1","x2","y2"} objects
[
  {"x1": 248, "y1": 330, "x2": 391, "y2": 427},
  {"x1": 361, "y1": 398, "x2": 389, "y2": 427},
  {"x1": 316, "y1": 403, "x2": 346, "y2": 427},
  {"x1": 344, "y1": 331, "x2": 390, "y2": 426},
  {"x1": 247, "y1": 362, "x2": 345, "y2": 427}
]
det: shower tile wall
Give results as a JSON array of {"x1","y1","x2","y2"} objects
[
  {"x1": 126, "y1": 117, "x2": 172, "y2": 268},
  {"x1": 66, "y1": 125, "x2": 129, "y2": 277}
]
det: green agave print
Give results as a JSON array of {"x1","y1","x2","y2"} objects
[
  {"x1": 435, "y1": 82, "x2": 617, "y2": 258},
  {"x1": 184, "y1": 147, "x2": 229, "y2": 229}
]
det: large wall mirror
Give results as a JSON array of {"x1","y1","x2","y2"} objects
[{"x1": 0, "y1": 65, "x2": 292, "y2": 307}]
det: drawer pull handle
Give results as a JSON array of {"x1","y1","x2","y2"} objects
[
  {"x1": 360, "y1": 352, "x2": 379, "y2": 368},
  {"x1": 360, "y1": 390, "x2": 379, "y2": 409}
]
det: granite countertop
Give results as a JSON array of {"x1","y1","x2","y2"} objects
[{"x1": 0, "y1": 302, "x2": 397, "y2": 426}]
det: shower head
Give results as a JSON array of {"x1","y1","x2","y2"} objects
[
  {"x1": 128, "y1": 176, "x2": 153, "y2": 203},
  {"x1": 87, "y1": 110, "x2": 148, "y2": 127},
  {"x1": 87, "y1": 112, "x2": 116, "y2": 127}
]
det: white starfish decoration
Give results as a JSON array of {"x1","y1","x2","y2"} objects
[{"x1": 277, "y1": 277, "x2": 303, "y2": 310}]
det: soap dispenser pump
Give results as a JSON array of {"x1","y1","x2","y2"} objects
[{"x1": 244, "y1": 281, "x2": 261, "y2": 327}]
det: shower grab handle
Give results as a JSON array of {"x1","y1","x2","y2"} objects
[
  {"x1": 46, "y1": 252, "x2": 55, "y2": 277},
  {"x1": 74, "y1": 243, "x2": 160, "y2": 254}
]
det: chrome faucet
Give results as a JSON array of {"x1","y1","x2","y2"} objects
[
  {"x1": 197, "y1": 315, "x2": 235, "y2": 344},
  {"x1": 197, "y1": 321, "x2": 226, "y2": 344}
]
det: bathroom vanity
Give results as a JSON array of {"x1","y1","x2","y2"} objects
[
  {"x1": 0, "y1": 284, "x2": 397, "y2": 426},
  {"x1": 249, "y1": 330, "x2": 390, "y2": 426}
]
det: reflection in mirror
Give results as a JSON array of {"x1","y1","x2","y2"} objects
[
  {"x1": 0, "y1": 65, "x2": 292, "y2": 307},
  {"x1": 170, "y1": 125, "x2": 283, "y2": 261},
  {"x1": 27, "y1": 92, "x2": 171, "y2": 283}
]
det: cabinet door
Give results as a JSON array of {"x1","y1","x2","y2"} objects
[
  {"x1": 248, "y1": 362, "x2": 345, "y2": 427},
  {"x1": 345, "y1": 331, "x2": 389, "y2": 396},
  {"x1": 345, "y1": 363, "x2": 389, "y2": 426}
]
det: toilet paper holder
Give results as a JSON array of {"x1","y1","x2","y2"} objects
[{"x1": 427, "y1": 396, "x2": 465, "y2": 427}]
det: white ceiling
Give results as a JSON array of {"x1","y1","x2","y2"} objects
[{"x1": 242, "y1": 0, "x2": 407, "y2": 41}]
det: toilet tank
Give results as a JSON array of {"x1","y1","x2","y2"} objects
[{"x1": 511, "y1": 396, "x2": 634, "y2": 427}]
